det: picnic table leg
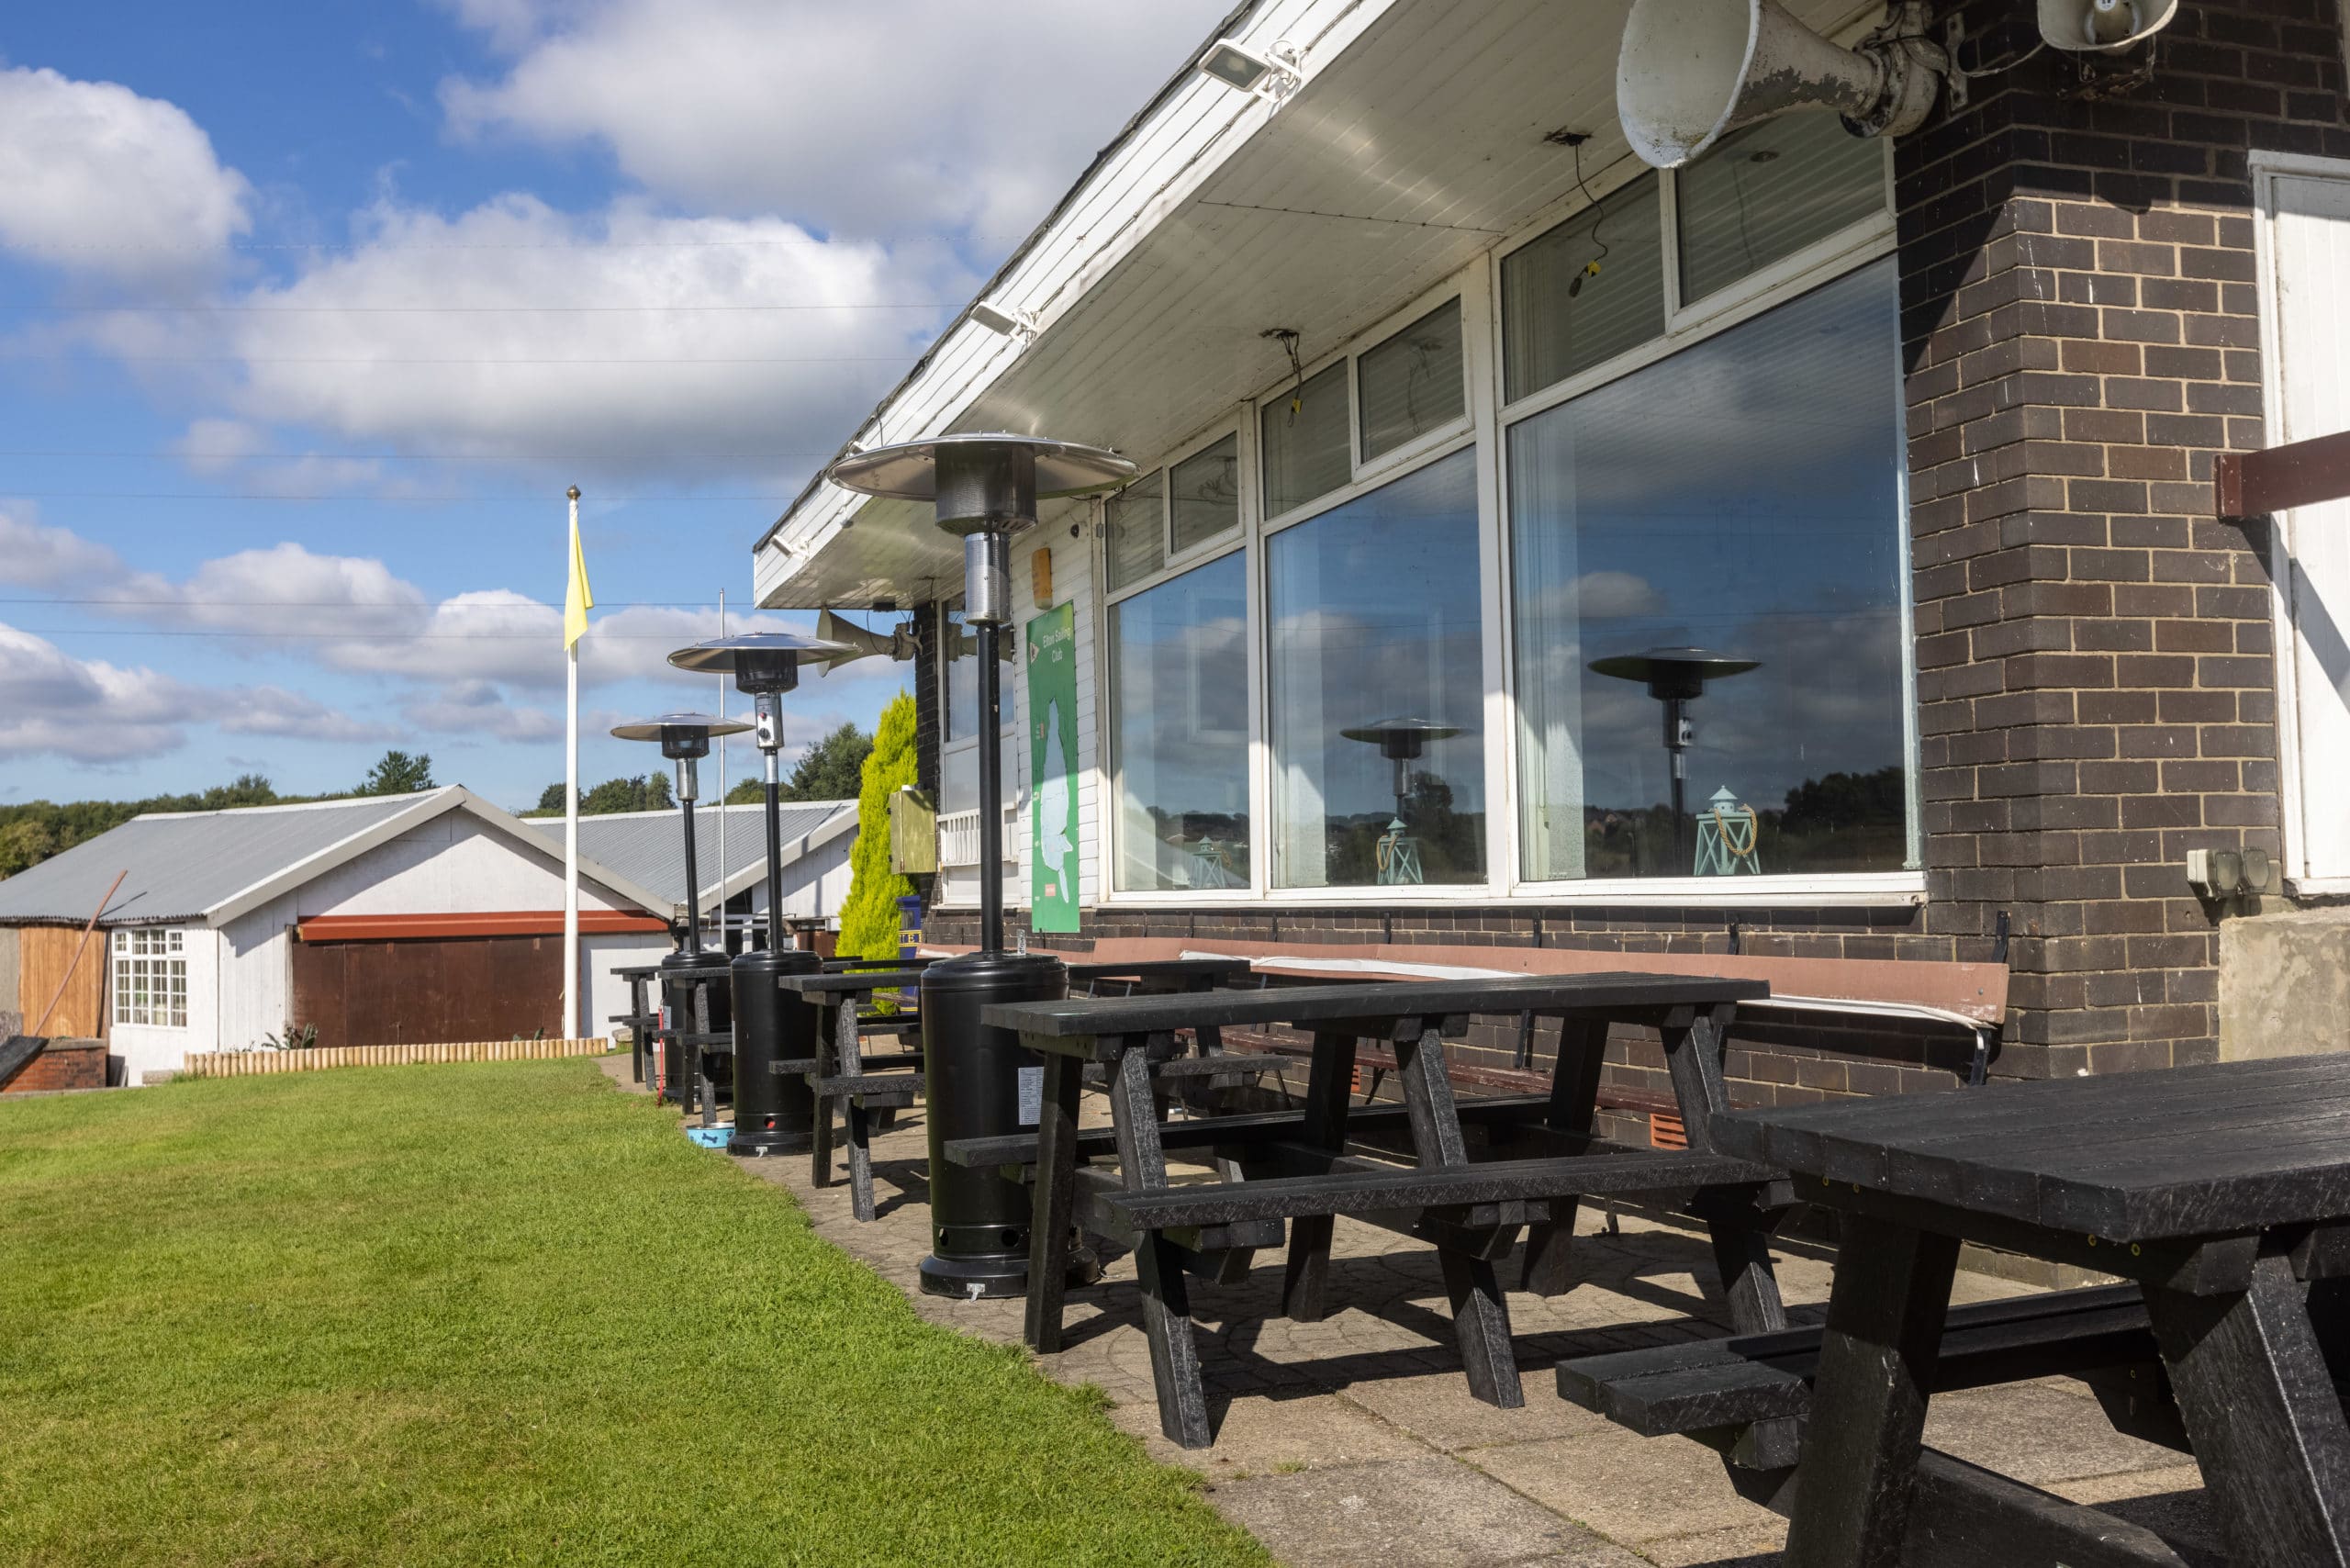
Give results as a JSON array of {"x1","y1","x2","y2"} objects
[
  {"x1": 1281, "y1": 1028, "x2": 1359, "y2": 1323},
  {"x1": 1024, "y1": 1050, "x2": 1084, "y2": 1353},
  {"x1": 1108, "y1": 1047, "x2": 1212, "y2": 1450},
  {"x1": 1521, "y1": 1013, "x2": 1608, "y2": 1296},
  {"x1": 1781, "y1": 1215, "x2": 1957, "y2": 1568},
  {"x1": 2143, "y1": 1250, "x2": 2350, "y2": 1568},
  {"x1": 845, "y1": 1100, "x2": 877, "y2": 1221},
  {"x1": 810, "y1": 1001, "x2": 841, "y2": 1189},
  {"x1": 1394, "y1": 1024, "x2": 1523, "y2": 1410},
  {"x1": 695, "y1": 979, "x2": 717, "y2": 1129}
]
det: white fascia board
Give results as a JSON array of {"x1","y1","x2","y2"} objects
[{"x1": 758, "y1": 0, "x2": 1393, "y2": 603}]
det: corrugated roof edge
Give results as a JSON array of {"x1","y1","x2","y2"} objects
[
  {"x1": 520, "y1": 799, "x2": 860, "y2": 912},
  {"x1": 131, "y1": 790, "x2": 440, "y2": 822},
  {"x1": 752, "y1": 0, "x2": 1260, "y2": 555}
]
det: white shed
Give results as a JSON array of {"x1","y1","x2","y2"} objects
[{"x1": 0, "y1": 788, "x2": 672, "y2": 1084}]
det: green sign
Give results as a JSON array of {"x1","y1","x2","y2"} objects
[{"x1": 1025, "y1": 600, "x2": 1080, "y2": 934}]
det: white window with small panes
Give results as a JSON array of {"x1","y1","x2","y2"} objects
[{"x1": 112, "y1": 927, "x2": 188, "y2": 1028}]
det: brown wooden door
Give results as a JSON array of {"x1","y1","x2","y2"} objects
[{"x1": 290, "y1": 934, "x2": 563, "y2": 1047}]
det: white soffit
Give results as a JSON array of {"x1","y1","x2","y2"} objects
[{"x1": 754, "y1": 0, "x2": 1861, "y2": 610}]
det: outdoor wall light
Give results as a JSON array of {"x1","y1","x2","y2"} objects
[
  {"x1": 1196, "y1": 38, "x2": 1303, "y2": 102},
  {"x1": 1588, "y1": 647, "x2": 1758, "y2": 874},
  {"x1": 828, "y1": 431, "x2": 1132, "y2": 1301},
  {"x1": 666, "y1": 633, "x2": 846, "y2": 1157}
]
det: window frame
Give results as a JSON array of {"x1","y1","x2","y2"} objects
[
  {"x1": 1090, "y1": 137, "x2": 1923, "y2": 912},
  {"x1": 111, "y1": 925, "x2": 189, "y2": 1030}
]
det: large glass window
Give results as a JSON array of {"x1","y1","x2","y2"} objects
[
  {"x1": 1358, "y1": 299, "x2": 1465, "y2": 461},
  {"x1": 1269, "y1": 448, "x2": 1485, "y2": 889},
  {"x1": 1502, "y1": 173, "x2": 1665, "y2": 403},
  {"x1": 113, "y1": 927, "x2": 187, "y2": 1028},
  {"x1": 1169, "y1": 435, "x2": 1241, "y2": 555},
  {"x1": 1105, "y1": 469, "x2": 1168, "y2": 592},
  {"x1": 942, "y1": 606, "x2": 977, "y2": 743},
  {"x1": 1509, "y1": 259, "x2": 1908, "y2": 882},
  {"x1": 1677, "y1": 117, "x2": 1886, "y2": 305},
  {"x1": 1260, "y1": 361, "x2": 1351, "y2": 518},
  {"x1": 1110, "y1": 553, "x2": 1250, "y2": 890}
]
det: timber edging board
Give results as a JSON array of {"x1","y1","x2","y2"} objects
[{"x1": 179, "y1": 1037, "x2": 611, "y2": 1077}]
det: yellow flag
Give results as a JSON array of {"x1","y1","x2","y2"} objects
[{"x1": 563, "y1": 508, "x2": 594, "y2": 650}]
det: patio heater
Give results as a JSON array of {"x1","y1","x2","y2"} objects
[
  {"x1": 1587, "y1": 647, "x2": 1758, "y2": 874},
  {"x1": 1339, "y1": 717, "x2": 1461, "y2": 886},
  {"x1": 667, "y1": 632, "x2": 847, "y2": 1156},
  {"x1": 829, "y1": 432, "x2": 1134, "y2": 1299},
  {"x1": 611, "y1": 711, "x2": 753, "y2": 1122}
]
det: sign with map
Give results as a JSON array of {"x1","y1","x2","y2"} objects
[{"x1": 1024, "y1": 601, "x2": 1080, "y2": 933}]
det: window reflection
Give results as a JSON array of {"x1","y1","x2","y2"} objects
[
  {"x1": 1509, "y1": 259, "x2": 1909, "y2": 880},
  {"x1": 1110, "y1": 553, "x2": 1250, "y2": 890},
  {"x1": 1269, "y1": 448, "x2": 1485, "y2": 888}
]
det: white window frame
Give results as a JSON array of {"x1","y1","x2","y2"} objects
[
  {"x1": 1093, "y1": 138, "x2": 1925, "y2": 912},
  {"x1": 111, "y1": 925, "x2": 189, "y2": 1029}
]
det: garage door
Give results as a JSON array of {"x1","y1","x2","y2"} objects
[{"x1": 290, "y1": 934, "x2": 562, "y2": 1047}]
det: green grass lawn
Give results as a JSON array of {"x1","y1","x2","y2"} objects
[{"x1": 0, "y1": 1059, "x2": 1268, "y2": 1567}]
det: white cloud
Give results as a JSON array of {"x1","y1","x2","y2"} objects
[
  {"x1": 79, "y1": 195, "x2": 960, "y2": 485},
  {"x1": 401, "y1": 680, "x2": 561, "y2": 740},
  {"x1": 437, "y1": 0, "x2": 1233, "y2": 250},
  {"x1": 0, "y1": 622, "x2": 386, "y2": 765},
  {"x1": 0, "y1": 505, "x2": 129, "y2": 590},
  {"x1": 0, "y1": 65, "x2": 252, "y2": 286}
]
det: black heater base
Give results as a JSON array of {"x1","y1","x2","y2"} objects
[
  {"x1": 918, "y1": 949, "x2": 1098, "y2": 1300},
  {"x1": 727, "y1": 945, "x2": 821, "y2": 1157}
]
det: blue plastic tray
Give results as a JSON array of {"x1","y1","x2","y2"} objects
[{"x1": 684, "y1": 1126, "x2": 733, "y2": 1149}]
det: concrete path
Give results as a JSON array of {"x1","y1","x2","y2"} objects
[{"x1": 596, "y1": 1056, "x2": 2220, "y2": 1566}]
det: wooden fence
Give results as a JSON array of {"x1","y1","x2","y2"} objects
[{"x1": 179, "y1": 1036, "x2": 611, "y2": 1078}]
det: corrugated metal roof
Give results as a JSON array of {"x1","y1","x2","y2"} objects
[
  {"x1": 0, "y1": 791, "x2": 433, "y2": 925},
  {"x1": 522, "y1": 801, "x2": 855, "y2": 912}
]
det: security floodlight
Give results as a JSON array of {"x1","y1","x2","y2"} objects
[
  {"x1": 968, "y1": 301, "x2": 1036, "y2": 340},
  {"x1": 1197, "y1": 38, "x2": 1303, "y2": 101},
  {"x1": 666, "y1": 633, "x2": 846, "y2": 1157},
  {"x1": 1588, "y1": 647, "x2": 1758, "y2": 873},
  {"x1": 827, "y1": 431, "x2": 1130, "y2": 1301}
]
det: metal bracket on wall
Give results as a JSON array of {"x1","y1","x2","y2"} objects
[{"x1": 1992, "y1": 910, "x2": 2011, "y2": 965}]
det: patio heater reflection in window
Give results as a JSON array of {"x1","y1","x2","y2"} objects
[
  {"x1": 1339, "y1": 717, "x2": 1462, "y2": 887},
  {"x1": 1587, "y1": 647, "x2": 1757, "y2": 876}
]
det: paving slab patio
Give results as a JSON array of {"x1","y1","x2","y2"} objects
[{"x1": 599, "y1": 1056, "x2": 2221, "y2": 1567}]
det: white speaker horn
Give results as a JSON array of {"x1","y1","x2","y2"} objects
[
  {"x1": 811, "y1": 608, "x2": 915, "y2": 673},
  {"x1": 2038, "y1": 0, "x2": 2177, "y2": 51},
  {"x1": 1617, "y1": 0, "x2": 1947, "y2": 169}
]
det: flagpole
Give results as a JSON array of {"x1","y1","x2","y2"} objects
[{"x1": 563, "y1": 484, "x2": 582, "y2": 1040}]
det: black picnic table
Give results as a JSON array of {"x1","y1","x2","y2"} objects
[
  {"x1": 610, "y1": 963, "x2": 663, "y2": 1087},
  {"x1": 777, "y1": 968, "x2": 929, "y2": 1216},
  {"x1": 975, "y1": 971, "x2": 1778, "y2": 1449},
  {"x1": 1713, "y1": 1054, "x2": 2350, "y2": 1568}
]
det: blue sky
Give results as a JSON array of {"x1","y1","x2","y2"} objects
[{"x1": 0, "y1": 0, "x2": 1230, "y2": 810}]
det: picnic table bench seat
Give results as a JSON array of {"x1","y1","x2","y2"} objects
[
  {"x1": 986, "y1": 973, "x2": 1790, "y2": 1450},
  {"x1": 780, "y1": 967, "x2": 932, "y2": 1222}
]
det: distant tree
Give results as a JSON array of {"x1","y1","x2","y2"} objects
[
  {"x1": 532, "y1": 783, "x2": 573, "y2": 816},
  {"x1": 723, "y1": 722, "x2": 873, "y2": 805},
  {"x1": 837, "y1": 695, "x2": 916, "y2": 962},
  {"x1": 358, "y1": 750, "x2": 435, "y2": 795},
  {"x1": 574, "y1": 773, "x2": 673, "y2": 815},
  {"x1": 0, "y1": 819, "x2": 56, "y2": 879}
]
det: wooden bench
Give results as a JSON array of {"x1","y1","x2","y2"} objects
[
  {"x1": 779, "y1": 968, "x2": 928, "y2": 1221},
  {"x1": 1555, "y1": 1284, "x2": 2190, "y2": 1567}
]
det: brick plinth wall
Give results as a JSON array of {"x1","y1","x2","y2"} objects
[
  {"x1": 1901, "y1": 0, "x2": 2349, "y2": 1077},
  {"x1": 2, "y1": 1038, "x2": 108, "y2": 1093}
]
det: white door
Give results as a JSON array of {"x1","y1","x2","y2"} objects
[{"x1": 2261, "y1": 155, "x2": 2350, "y2": 889}]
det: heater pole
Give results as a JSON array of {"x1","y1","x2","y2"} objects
[
  {"x1": 761, "y1": 696, "x2": 786, "y2": 948},
  {"x1": 976, "y1": 620, "x2": 1005, "y2": 955},
  {"x1": 679, "y1": 790, "x2": 702, "y2": 957}
]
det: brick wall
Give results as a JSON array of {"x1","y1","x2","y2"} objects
[
  {"x1": 2, "y1": 1038, "x2": 108, "y2": 1093},
  {"x1": 1900, "y1": 0, "x2": 2349, "y2": 1078}
]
